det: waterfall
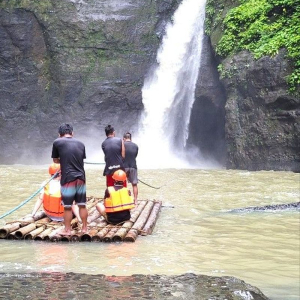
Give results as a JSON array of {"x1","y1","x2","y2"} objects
[{"x1": 137, "y1": 0, "x2": 208, "y2": 168}]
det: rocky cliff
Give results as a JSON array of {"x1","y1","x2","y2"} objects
[
  {"x1": 0, "y1": 0, "x2": 180, "y2": 163},
  {"x1": 206, "y1": 0, "x2": 300, "y2": 172}
]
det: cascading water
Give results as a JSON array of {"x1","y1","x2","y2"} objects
[{"x1": 137, "y1": 0, "x2": 208, "y2": 168}]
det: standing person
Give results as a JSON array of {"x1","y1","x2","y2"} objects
[
  {"x1": 31, "y1": 163, "x2": 81, "y2": 222},
  {"x1": 51, "y1": 123, "x2": 88, "y2": 235},
  {"x1": 123, "y1": 132, "x2": 139, "y2": 204},
  {"x1": 102, "y1": 124, "x2": 126, "y2": 187},
  {"x1": 96, "y1": 170, "x2": 134, "y2": 225}
]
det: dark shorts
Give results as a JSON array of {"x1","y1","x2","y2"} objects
[
  {"x1": 125, "y1": 168, "x2": 138, "y2": 185},
  {"x1": 61, "y1": 179, "x2": 86, "y2": 207},
  {"x1": 106, "y1": 174, "x2": 127, "y2": 188}
]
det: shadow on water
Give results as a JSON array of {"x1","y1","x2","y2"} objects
[{"x1": 0, "y1": 272, "x2": 269, "y2": 300}]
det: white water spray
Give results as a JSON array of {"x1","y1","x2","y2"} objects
[{"x1": 137, "y1": 0, "x2": 208, "y2": 168}]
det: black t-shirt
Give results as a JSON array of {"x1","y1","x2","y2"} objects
[
  {"x1": 124, "y1": 141, "x2": 138, "y2": 169},
  {"x1": 102, "y1": 137, "x2": 124, "y2": 175},
  {"x1": 52, "y1": 136, "x2": 86, "y2": 185}
]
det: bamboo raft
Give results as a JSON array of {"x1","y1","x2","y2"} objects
[{"x1": 0, "y1": 197, "x2": 162, "y2": 243}]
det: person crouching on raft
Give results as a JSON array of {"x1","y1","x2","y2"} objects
[
  {"x1": 96, "y1": 169, "x2": 135, "y2": 225},
  {"x1": 31, "y1": 163, "x2": 81, "y2": 222}
]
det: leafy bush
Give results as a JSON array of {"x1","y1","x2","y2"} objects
[{"x1": 209, "y1": 0, "x2": 300, "y2": 92}]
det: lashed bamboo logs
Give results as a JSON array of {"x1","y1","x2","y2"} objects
[
  {"x1": 70, "y1": 232, "x2": 81, "y2": 242},
  {"x1": 80, "y1": 228, "x2": 99, "y2": 242},
  {"x1": 0, "y1": 198, "x2": 161, "y2": 243},
  {"x1": 92, "y1": 224, "x2": 113, "y2": 242},
  {"x1": 47, "y1": 226, "x2": 64, "y2": 242},
  {"x1": 34, "y1": 227, "x2": 54, "y2": 241},
  {"x1": 15, "y1": 223, "x2": 37, "y2": 239},
  {"x1": 111, "y1": 201, "x2": 148, "y2": 242},
  {"x1": 103, "y1": 226, "x2": 120, "y2": 243},
  {"x1": 24, "y1": 226, "x2": 46, "y2": 240},
  {"x1": 141, "y1": 201, "x2": 162, "y2": 235},
  {"x1": 0, "y1": 222, "x2": 21, "y2": 238},
  {"x1": 124, "y1": 201, "x2": 155, "y2": 242},
  {"x1": 112, "y1": 221, "x2": 133, "y2": 242}
]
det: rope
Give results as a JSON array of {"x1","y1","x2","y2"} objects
[
  {"x1": 84, "y1": 162, "x2": 162, "y2": 190},
  {"x1": 0, "y1": 171, "x2": 59, "y2": 220},
  {"x1": 138, "y1": 178, "x2": 162, "y2": 189}
]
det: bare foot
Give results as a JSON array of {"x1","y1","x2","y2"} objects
[
  {"x1": 81, "y1": 227, "x2": 87, "y2": 234},
  {"x1": 60, "y1": 229, "x2": 72, "y2": 236}
]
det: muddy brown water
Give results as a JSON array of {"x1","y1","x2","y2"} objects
[{"x1": 0, "y1": 165, "x2": 299, "y2": 300}]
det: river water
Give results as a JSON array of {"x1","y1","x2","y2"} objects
[{"x1": 0, "y1": 164, "x2": 299, "y2": 300}]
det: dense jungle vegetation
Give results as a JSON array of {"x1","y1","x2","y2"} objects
[{"x1": 205, "y1": 0, "x2": 300, "y2": 92}]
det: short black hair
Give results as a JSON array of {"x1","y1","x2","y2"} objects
[
  {"x1": 58, "y1": 123, "x2": 73, "y2": 136},
  {"x1": 123, "y1": 132, "x2": 131, "y2": 140},
  {"x1": 105, "y1": 125, "x2": 114, "y2": 136}
]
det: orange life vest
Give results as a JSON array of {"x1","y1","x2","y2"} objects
[
  {"x1": 43, "y1": 182, "x2": 64, "y2": 219},
  {"x1": 104, "y1": 186, "x2": 135, "y2": 213}
]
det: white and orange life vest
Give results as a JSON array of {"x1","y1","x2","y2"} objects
[
  {"x1": 104, "y1": 186, "x2": 135, "y2": 213},
  {"x1": 43, "y1": 181, "x2": 64, "y2": 220}
]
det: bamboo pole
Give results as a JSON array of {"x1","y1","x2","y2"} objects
[
  {"x1": 7, "y1": 231, "x2": 18, "y2": 240},
  {"x1": 0, "y1": 222, "x2": 21, "y2": 238},
  {"x1": 124, "y1": 201, "x2": 154, "y2": 242},
  {"x1": 70, "y1": 230, "x2": 83, "y2": 242},
  {"x1": 47, "y1": 226, "x2": 64, "y2": 242},
  {"x1": 92, "y1": 224, "x2": 113, "y2": 242},
  {"x1": 61, "y1": 235, "x2": 71, "y2": 242},
  {"x1": 141, "y1": 201, "x2": 162, "y2": 236},
  {"x1": 34, "y1": 227, "x2": 54, "y2": 241},
  {"x1": 24, "y1": 226, "x2": 46, "y2": 240},
  {"x1": 80, "y1": 228, "x2": 99, "y2": 242},
  {"x1": 109, "y1": 200, "x2": 147, "y2": 242},
  {"x1": 15, "y1": 223, "x2": 37, "y2": 239},
  {"x1": 130, "y1": 200, "x2": 147, "y2": 222},
  {"x1": 35, "y1": 217, "x2": 51, "y2": 227},
  {"x1": 112, "y1": 221, "x2": 133, "y2": 242},
  {"x1": 103, "y1": 226, "x2": 120, "y2": 243}
]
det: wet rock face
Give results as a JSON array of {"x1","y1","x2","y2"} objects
[
  {"x1": 187, "y1": 35, "x2": 227, "y2": 165},
  {"x1": 221, "y1": 50, "x2": 300, "y2": 172},
  {"x1": 0, "y1": 272, "x2": 270, "y2": 299},
  {"x1": 0, "y1": 0, "x2": 179, "y2": 163}
]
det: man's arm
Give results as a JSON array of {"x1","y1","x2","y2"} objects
[
  {"x1": 121, "y1": 140, "x2": 125, "y2": 158},
  {"x1": 53, "y1": 158, "x2": 60, "y2": 163}
]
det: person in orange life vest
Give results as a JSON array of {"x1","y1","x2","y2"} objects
[
  {"x1": 96, "y1": 169, "x2": 135, "y2": 225},
  {"x1": 31, "y1": 163, "x2": 81, "y2": 222}
]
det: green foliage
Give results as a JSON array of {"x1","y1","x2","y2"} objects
[{"x1": 214, "y1": 0, "x2": 300, "y2": 92}]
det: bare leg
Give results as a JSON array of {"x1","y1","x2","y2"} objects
[
  {"x1": 71, "y1": 204, "x2": 82, "y2": 223},
  {"x1": 96, "y1": 203, "x2": 106, "y2": 216},
  {"x1": 31, "y1": 196, "x2": 43, "y2": 217},
  {"x1": 79, "y1": 205, "x2": 88, "y2": 233},
  {"x1": 62, "y1": 207, "x2": 73, "y2": 235},
  {"x1": 132, "y1": 184, "x2": 138, "y2": 205}
]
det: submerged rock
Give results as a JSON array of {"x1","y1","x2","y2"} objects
[{"x1": 0, "y1": 272, "x2": 270, "y2": 299}]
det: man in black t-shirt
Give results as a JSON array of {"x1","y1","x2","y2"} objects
[
  {"x1": 102, "y1": 125, "x2": 126, "y2": 187},
  {"x1": 52, "y1": 123, "x2": 88, "y2": 235},
  {"x1": 123, "y1": 132, "x2": 139, "y2": 204}
]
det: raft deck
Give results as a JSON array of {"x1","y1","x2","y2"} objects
[{"x1": 0, "y1": 197, "x2": 162, "y2": 243}]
